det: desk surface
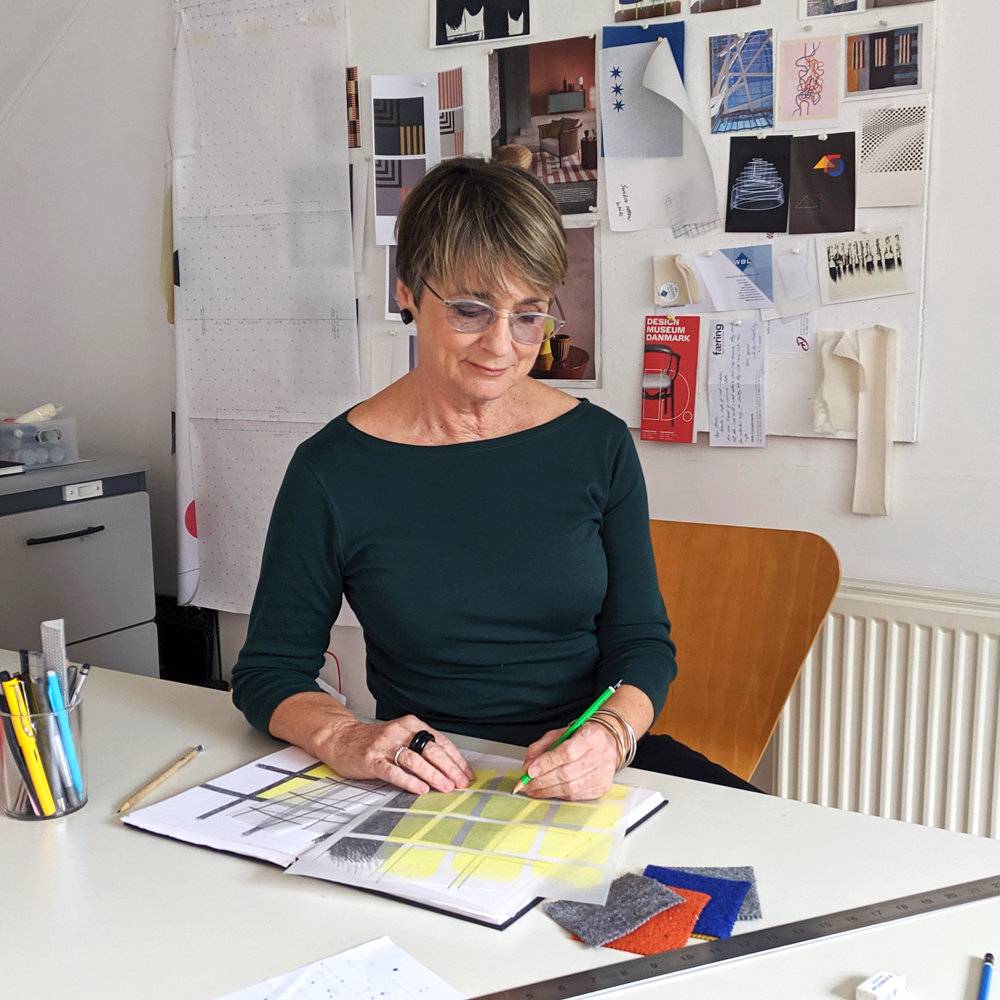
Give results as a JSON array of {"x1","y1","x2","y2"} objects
[{"x1": 3, "y1": 669, "x2": 999, "y2": 1000}]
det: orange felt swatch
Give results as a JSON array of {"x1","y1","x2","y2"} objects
[{"x1": 602, "y1": 887, "x2": 712, "y2": 956}]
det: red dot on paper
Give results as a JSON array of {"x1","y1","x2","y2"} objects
[{"x1": 185, "y1": 501, "x2": 198, "y2": 538}]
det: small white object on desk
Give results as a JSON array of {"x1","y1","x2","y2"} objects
[{"x1": 856, "y1": 970, "x2": 906, "y2": 1000}]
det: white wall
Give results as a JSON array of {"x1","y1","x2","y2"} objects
[
  {"x1": 0, "y1": 0, "x2": 177, "y2": 593},
  {"x1": 3, "y1": 0, "x2": 998, "y2": 694}
]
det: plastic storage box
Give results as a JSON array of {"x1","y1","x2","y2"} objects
[{"x1": 0, "y1": 418, "x2": 79, "y2": 468}]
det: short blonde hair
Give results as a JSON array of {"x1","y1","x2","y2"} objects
[{"x1": 394, "y1": 157, "x2": 568, "y2": 302}]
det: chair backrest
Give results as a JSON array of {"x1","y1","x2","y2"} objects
[{"x1": 647, "y1": 520, "x2": 841, "y2": 780}]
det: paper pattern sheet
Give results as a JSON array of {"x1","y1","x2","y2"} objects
[
  {"x1": 601, "y1": 25, "x2": 721, "y2": 237},
  {"x1": 124, "y1": 748, "x2": 637, "y2": 921},
  {"x1": 213, "y1": 936, "x2": 464, "y2": 1000},
  {"x1": 171, "y1": 0, "x2": 361, "y2": 611},
  {"x1": 708, "y1": 320, "x2": 766, "y2": 448}
]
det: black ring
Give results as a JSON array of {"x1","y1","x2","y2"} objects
[{"x1": 408, "y1": 730, "x2": 435, "y2": 756}]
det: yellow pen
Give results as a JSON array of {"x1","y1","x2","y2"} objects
[{"x1": 2, "y1": 675, "x2": 57, "y2": 816}]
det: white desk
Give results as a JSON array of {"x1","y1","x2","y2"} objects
[{"x1": 3, "y1": 669, "x2": 998, "y2": 1000}]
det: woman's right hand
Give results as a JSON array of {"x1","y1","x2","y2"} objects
[{"x1": 268, "y1": 691, "x2": 474, "y2": 795}]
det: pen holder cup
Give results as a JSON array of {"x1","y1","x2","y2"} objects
[{"x1": 1, "y1": 698, "x2": 87, "y2": 820}]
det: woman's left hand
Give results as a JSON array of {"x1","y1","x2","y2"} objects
[{"x1": 520, "y1": 721, "x2": 620, "y2": 801}]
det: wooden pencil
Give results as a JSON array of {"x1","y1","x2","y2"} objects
[{"x1": 116, "y1": 745, "x2": 204, "y2": 814}]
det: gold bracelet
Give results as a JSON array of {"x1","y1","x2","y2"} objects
[
  {"x1": 587, "y1": 716, "x2": 626, "y2": 770},
  {"x1": 594, "y1": 708, "x2": 638, "y2": 768}
]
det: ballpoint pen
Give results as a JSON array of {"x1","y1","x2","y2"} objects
[
  {"x1": 978, "y1": 954, "x2": 994, "y2": 1000},
  {"x1": 1, "y1": 673, "x2": 56, "y2": 816},
  {"x1": 24, "y1": 669, "x2": 68, "y2": 812},
  {"x1": 69, "y1": 664, "x2": 91, "y2": 707},
  {"x1": 47, "y1": 671, "x2": 84, "y2": 800},
  {"x1": 513, "y1": 681, "x2": 621, "y2": 794}
]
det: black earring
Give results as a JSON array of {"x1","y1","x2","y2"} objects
[{"x1": 400, "y1": 308, "x2": 413, "y2": 324}]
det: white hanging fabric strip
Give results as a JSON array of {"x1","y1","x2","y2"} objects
[{"x1": 813, "y1": 326, "x2": 898, "y2": 517}]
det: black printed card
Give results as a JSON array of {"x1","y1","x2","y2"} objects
[
  {"x1": 725, "y1": 135, "x2": 792, "y2": 234},
  {"x1": 788, "y1": 132, "x2": 856, "y2": 235}
]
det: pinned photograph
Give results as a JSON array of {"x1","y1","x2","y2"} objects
[
  {"x1": 800, "y1": 0, "x2": 859, "y2": 15},
  {"x1": 434, "y1": 0, "x2": 529, "y2": 47},
  {"x1": 530, "y1": 225, "x2": 598, "y2": 382},
  {"x1": 490, "y1": 36, "x2": 597, "y2": 215},
  {"x1": 787, "y1": 132, "x2": 856, "y2": 234},
  {"x1": 817, "y1": 225, "x2": 911, "y2": 304},
  {"x1": 691, "y1": 0, "x2": 761, "y2": 13},
  {"x1": 614, "y1": 0, "x2": 681, "y2": 21},
  {"x1": 777, "y1": 36, "x2": 840, "y2": 125},
  {"x1": 726, "y1": 134, "x2": 792, "y2": 234},
  {"x1": 846, "y1": 25, "x2": 922, "y2": 96},
  {"x1": 641, "y1": 315, "x2": 699, "y2": 444},
  {"x1": 710, "y1": 30, "x2": 774, "y2": 134},
  {"x1": 866, "y1": 0, "x2": 932, "y2": 7},
  {"x1": 857, "y1": 100, "x2": 927, "y2": 207}
]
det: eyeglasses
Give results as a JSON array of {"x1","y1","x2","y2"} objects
[{"x1": 422, "y1": 281, "x2": 565, "y2": 346}]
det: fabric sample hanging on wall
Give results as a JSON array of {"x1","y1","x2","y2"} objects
[{"x1": 171, "y1": 0, "x2": 360, "y2": 611}]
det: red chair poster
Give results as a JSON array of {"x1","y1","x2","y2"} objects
[{"x1": 641, "y1": 315, "x2": 699, "y2": 443}]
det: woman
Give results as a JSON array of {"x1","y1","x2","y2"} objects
[{"x1": 232, "y1": 157, "x2": 753, "y2": 800}]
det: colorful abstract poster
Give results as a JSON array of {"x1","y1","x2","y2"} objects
[
  {"x1": 691, "y1": 0, "x2": 761, "y2": 12},
  {"x1": 641, "y1": 316, "x2": 699, "y2": 443},
  {"x1": 846, "y1": 25, "x2": 922, "y2": 96},
  {"x1": 489, "y1": 36, "x2": 597, "y2": 216},
  {"x1": 725, "y1": 134, "x2": 791, "y2": 234},
  {"x1": 434, "y1": 0, "x2": 529, "y2": 47},
  {"x1": 438, "y1": 68, "x2": 465, "y2": 156},
  {"x1": 817, "y1": 224, "x2": 911, "y2": 304},
  {"x1": 800, "y1": 0, "x2": 858, "y2": 15},
  {"x1": 787, "y1": 132, "x2": 856, "y2": 234},
  {"x1": 614, "y1": 0, "x2": 681, "y2": 20},
  {"x1": 777, "y1": 36, "x2": 839, "y2": 125},
  {"x1": 710, "y1": 30, "x2": 773, "y2": 134}
]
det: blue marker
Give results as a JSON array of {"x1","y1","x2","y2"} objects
[
  {"x1": 979, "y1": 954, "x2": 994, "y2": 1000},
  {"x1": 47, "y1": 671, "x2": 84, "y2": 799}
]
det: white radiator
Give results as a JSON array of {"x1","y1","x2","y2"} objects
[{"x1": 774, "y1": 580, "x2": 1000, "y2": 839}]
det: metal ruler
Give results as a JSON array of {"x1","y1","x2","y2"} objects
[{"x1": 473, "y1": 874, "x2": 1000, "y2": 1000}]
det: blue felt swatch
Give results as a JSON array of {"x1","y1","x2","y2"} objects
[{"x1": 642, "y1": 865, "x2": 751, "y2": 939}]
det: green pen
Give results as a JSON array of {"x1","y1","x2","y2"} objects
[{"x1": 513, "y1": 681, "x2": 622, "y2": 795}]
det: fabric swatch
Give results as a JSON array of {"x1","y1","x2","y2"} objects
[
  {"x1": 543, "y1": 873, "x2": 684, "y2": 947},
  {"x1": 601, "y1": 886, "x2": 711, "y2": 955},
  {"x1": 673, "y1": 866, "x2": 761, "y2": 920},
  {"x1": 644, "y1": 865, "x2": 750, "y2": 939}
]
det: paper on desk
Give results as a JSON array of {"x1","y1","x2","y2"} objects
[
  {"x1": 707, "y1": 319, "x2": 766, "y2": 448},
  {"x1": 212, "y1": 936, "x2": 464, "y2": 1000}
]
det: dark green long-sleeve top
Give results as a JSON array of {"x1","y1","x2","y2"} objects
[{"x1": 231, "y1": 399, "x2": 677, "y2": 747}]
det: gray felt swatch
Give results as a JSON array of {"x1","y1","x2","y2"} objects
[
  {"x1": 543, "y1": 873, "x2": 684, "y2": 947},
  {"x1": 674, "y1": 866, "x2": 761, "y2": 920}
]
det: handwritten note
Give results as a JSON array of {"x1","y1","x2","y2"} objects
[
  {"x1": 708, "y1": 320, "x2": 766, "y2": 448},
  {"x1": 213, "y1": 937, "x2": 465, "y2": 1000}
]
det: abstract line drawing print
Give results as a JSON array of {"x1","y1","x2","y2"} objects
[
  {"x1": 373, "y1": 98, "x2": 426, "y2": 156},
  {"x1": 730, "y1": 158, "x2": 784, "y2": 211},
  {"x1": 710, "y1": 30, "x2": 774, "y2": 133},
  {"x1": 846, "y1": 25, "x2": 921, "y2": 95},
  {"x1": 375, "y1": 158, "x2": 426, "y2": 216},
  {"x1": 779, "y1": 37, "x2": 839, "y2": 123},
  {"x1": 794, "y1": 43, "x2": 825, "y2": 116}
]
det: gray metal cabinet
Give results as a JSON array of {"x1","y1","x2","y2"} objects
[{"x1": 0, "y1": 454, "x2": 158, "y2": 676}]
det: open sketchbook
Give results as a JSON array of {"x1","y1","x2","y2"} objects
[{"x1": 123, "y1": 746, "x2": 666, "y2": 929}]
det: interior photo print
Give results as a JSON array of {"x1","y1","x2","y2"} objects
[{"x1": 489, "y1": 36, "x2": 598, "y2": 215}]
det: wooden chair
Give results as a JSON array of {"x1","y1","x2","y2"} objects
[{"x1": 647, "y1": 520, "x2": 841, "y2": 781}]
